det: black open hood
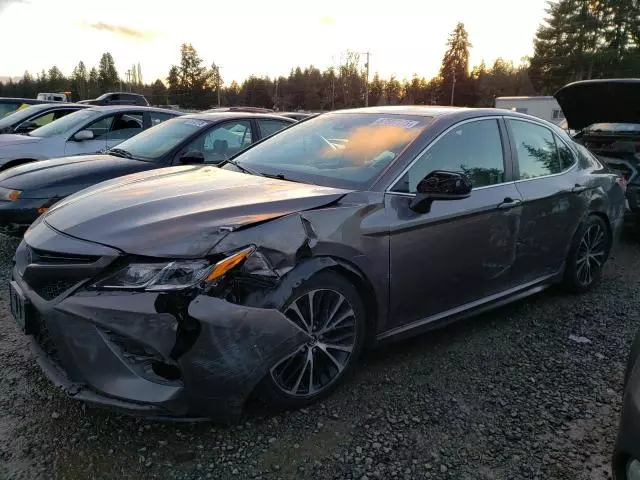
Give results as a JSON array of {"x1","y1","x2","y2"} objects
[{"x1": 554, "y1": 79, "x2": 640, "y2": 130}]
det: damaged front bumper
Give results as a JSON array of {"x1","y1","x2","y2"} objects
[{"x1": 11, "y1": 222, "x2": 308, "y2": 422}]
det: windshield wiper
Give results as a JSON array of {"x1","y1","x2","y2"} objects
[
  {"x1": 108, "y1": 148, "x2": 134, "y2": 159},
  {"x1": 258, "y1": 172, "x2": 317, "y2": 185},
  {"x1": 224, "y1": 158, "x2": 262, "y2": 176}
]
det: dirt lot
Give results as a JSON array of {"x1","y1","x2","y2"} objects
[{"x1": 1, "y1": 233, "x2": 639, "y2": 480}]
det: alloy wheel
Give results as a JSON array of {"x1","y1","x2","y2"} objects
[
  {"x1": 576, "y1": 223, "x2": 607, "y2": 286},
  {"x1": 270, "y1": 288, "x2": 357, "y2": 397}
]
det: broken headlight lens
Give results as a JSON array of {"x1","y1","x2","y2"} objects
[
  {"x1": 94, "y1": 260, "x2": 213, "y2": 291},
  {"x1": 93, "y1": 247, "x2": 258, "y2": 291}
]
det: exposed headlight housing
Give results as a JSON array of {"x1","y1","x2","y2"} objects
[
  {"x1": 0, "y1": 186, "x2": 21, "y2": 202},
  {"x1": 93, "y1": 246, "x2": 255, "y2": 291}
]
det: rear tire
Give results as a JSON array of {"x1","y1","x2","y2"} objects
[
  {"x1": 562, "y1": 215, "x2": 611, "y2": 293},
  {"x1": 260, "y1": 271, "x2": 366, "y2": 410}
]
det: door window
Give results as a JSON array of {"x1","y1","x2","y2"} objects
[
  {"x1": 508, "y1": 119, "x2": 562, "y2": 179},
  {"x1": 84, "y1": 115, "x2": 115, "y2": 139},
  {"x1": 31, "y1": 112, "x2": 55, "y2": 127},
  {"x1": 392, "y1": 119, "x2": 505, "y2": 193},
  {"x1": 107, "y1": 113, "x2": 144, "y2": 141},
  {"x1": 258, "y1": 119, "x2": 291, "y2": 138},
  {"x1": 149, "y1": 111, "x2": 175, "y2": 126},
  {"x1": 183, "y1": 120, "x2": 253, "y2": 163}
]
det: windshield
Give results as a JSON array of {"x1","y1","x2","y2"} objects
[
  {"x1": 225, "y1": 112, "x2": 430, "y2": 189},
  {"x1": 28, "y1": 109, "x2": 100, "y2": 138},
  {"x1": 109, "y1": 117, "x2": 212, "y2": 161},
  {"x1": 0, "y1": 105, "x2": 45, "y2": 128},
  {"x1": 584, "y1": 123, "x2": 640, "y2": 133}
]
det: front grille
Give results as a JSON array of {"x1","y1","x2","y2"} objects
[
  {"x1": 34, "y1": 279, "x2": 78, "y2": 301},
  {"x1": 16, "y1": 243, "x2": 102, "y2": 301},
  {"x1": 30, "y1": 247, "x2": 100, "y2": 265},
  {"x1": 31, "y1": 311, "x2": 63, "y2": 369}
]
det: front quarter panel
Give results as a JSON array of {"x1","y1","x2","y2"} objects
[{"x1": 211, "y1": 191, "x2": 390, "y2": 337}]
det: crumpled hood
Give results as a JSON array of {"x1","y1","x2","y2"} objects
[
  {"x1": 0, "y1": 154, "x2": 156, "y2": 198},
  {"x1": 43, "y1": 165, "x2": 349, "y2": 258},
  {"x1": 554, "y1": 79, "x2": 640, "y2": 130}
]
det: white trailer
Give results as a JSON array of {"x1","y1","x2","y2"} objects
[{"x1": 494, "y1": 96, "x2": 565, "y2": 125}]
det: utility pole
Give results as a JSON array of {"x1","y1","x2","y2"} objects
[
  {"x1": 330, "y1": 55, "x2": 336, "y2": 110},
  {"x1": 125, "y1": 69, "x2": 131, "y2": 92},
  {"x1": 212, "y1": 62, "x2": 222, "y2": 108},
  {"x1": 450, "y1": 67, "x2": 456, "y2": 106},
  {"x1": 359, "y1": 51, "x2": 371, "y2": 107}
]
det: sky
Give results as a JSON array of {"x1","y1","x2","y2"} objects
[{"x1": 0, "y1": 0, "x2": 548, "y2": 85}]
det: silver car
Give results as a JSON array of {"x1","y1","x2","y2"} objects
[{"x1": 0, "y1": 106, "x2": 181, "y2": 171}]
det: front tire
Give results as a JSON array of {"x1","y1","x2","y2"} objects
[
  {"x1": 562, "y1": 215, "x2": 611, "y2": 293},
  {"x1": 261, "y1": 271, "x2": 366, "y2": 410}
]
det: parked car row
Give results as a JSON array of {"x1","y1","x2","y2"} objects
[
  {"x1": 0, "y1": 80, "x2": 637, "y2": 479},
  {"x1": 0, "y1": 111, "x2": 295, "y2": 234}
]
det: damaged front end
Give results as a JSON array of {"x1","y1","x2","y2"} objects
[{"x1": 11, "y1": 216, "x2": 331, "y2": 422}]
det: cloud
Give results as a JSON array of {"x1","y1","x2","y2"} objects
[
  {"x1": 84, "y1": 22, "x2": 157, "y2": 40},
  {"x1": 0, "y1": 0, "x2": 29, "y2": 13}
]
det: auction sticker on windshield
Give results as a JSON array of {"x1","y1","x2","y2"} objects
[
  {"x1": 184, "y1": 120, "x2": 208, "y2": 127},
  {"x1": 371, "y1": 117, "x2": 421, "y2": 129}
]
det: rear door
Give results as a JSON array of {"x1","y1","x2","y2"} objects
[{"x1": 505, "y1": 117, "x2": 586, "y2": 284}]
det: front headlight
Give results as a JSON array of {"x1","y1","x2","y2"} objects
[
  {"x1": 628, "y1": 459, "x2": 640, "y2": 480},
  {"x1": 0, "y1": 186, "x2": 21, "y2": 201},
  {"x1": 93, "y1": 246, "x2": 255, "y2": 291}
]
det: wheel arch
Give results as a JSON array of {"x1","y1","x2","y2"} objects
[{"x1": 260, "y1": 255, "x2": 380, "y2": 346}]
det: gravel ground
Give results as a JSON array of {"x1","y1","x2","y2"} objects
[{"x1": 1, "y1": 233, "x2": 639, "y2": 480}]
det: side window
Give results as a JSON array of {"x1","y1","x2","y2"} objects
[
  {"x1": 107, "y1": 113, "x2": 144, "y2": 140},
  {"x1": 183, "y1": 120, "x2": 253, "y2": 164},
  {"x1": 258, "y1": 119, "x2": 291, "y2": 138},
  {"x1": 149, "y1": 112, "x2": 175, "y2": 126},
  {"x1": 84, "y1": 114, "x2": 116, "y2": 139},
  {"x1": 508, "y1": 119, "x2": 561, "y2": 179},
  {"x1": 31, "y1": 112, "x2": 55, "y2": 127},
  {"x1": 52, "y1": 109, "x2": 78, "y2": 121},
  {"x1": 554, "y1": 135, "x2": 577, "y2": 170},
  {"x1": 393, "y1": 119, "x2": 505, "y2": 193}
]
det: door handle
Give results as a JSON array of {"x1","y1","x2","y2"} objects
[
  {"x1": 571, "y1": 184, "x2": 588, "y2": 194},
  {"x1": 497, "y1": 197, "x2": 522, "y2": 209}
]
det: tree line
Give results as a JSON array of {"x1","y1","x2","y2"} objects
[{"x1": 0, "y1": 0, "x2": 637, "y2": 111}]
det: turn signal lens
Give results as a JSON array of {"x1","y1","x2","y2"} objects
[
  {"x1": 38, "y1": 207, "x2": 48, "y2": 215},
  {"x1": 206, "y1": 246, "x2": 255, "y2": 282},
  {"x1": 0, "y1": 187, "x2": 22, "y2": 201}
]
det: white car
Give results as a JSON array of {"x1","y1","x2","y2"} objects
[{"x1": 0, "y1": 106, "x2": 181, "y2": 171}]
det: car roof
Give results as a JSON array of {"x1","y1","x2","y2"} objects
[
  {"x1": 29, "y1": 103, "x2": 90, "y2": 109},
  {"x1": 330, "y1": 105, "x2": 471, "y2": 117},
  {"x1": 85, "y1": 105, "x2": 181, "y2": 114},
  {"x1": 180, "y1": 112, "x2": 297, "y2": 122},
  {"x1": 0, "y1": 97, "x2": 48, "y2": 104}
]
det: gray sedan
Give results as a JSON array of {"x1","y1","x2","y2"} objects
[
  {"x1": 9, "y1": 106, "x2": 626, "y2": 421},
  {"x1": 0, "y1": 105, "x2": 181, "y2": 171}
]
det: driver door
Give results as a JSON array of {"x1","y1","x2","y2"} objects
[
  {"x1": 64, "y1": 113, "x2": 114, "y2": 156},
  {"x1": 385, "y1": 117, "x2": 523, "y2": 330}
]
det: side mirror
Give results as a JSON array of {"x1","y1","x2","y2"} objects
[
  {"x1": 409, "y1": 170, "x2": 472, "y2": 213},
  {"x1": 179, "y1": 151, "x2": 205, "y2": 164},
  {"x1": 15, "y1": 121, "x2": 38, "y2": 133},
  {"x1": 73, "y1": 130, "x2": 94, "y2": 141}
]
